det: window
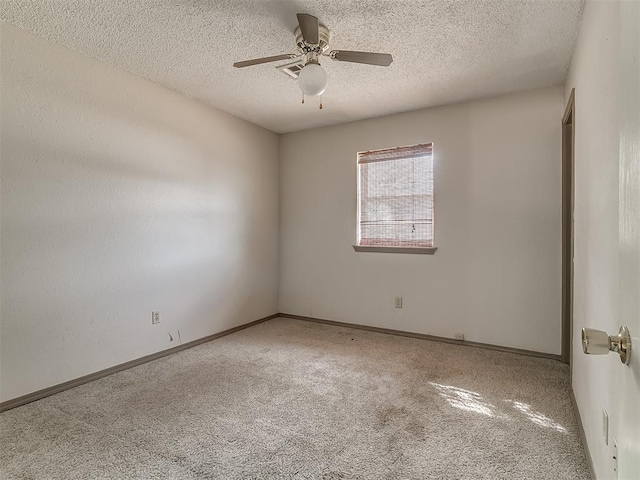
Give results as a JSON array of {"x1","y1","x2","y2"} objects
[{"x1": 355, "y1": 143, "x2": 436, "y2": 254}]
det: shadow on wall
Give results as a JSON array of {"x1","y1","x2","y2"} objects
[
  {"x1": 1, "y1": 128, "x2": 254, "y2": 328},
  {"x1": 0, "y1": 22, "x2": 279, "y2": 401}
]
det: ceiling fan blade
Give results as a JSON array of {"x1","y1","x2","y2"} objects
[
  {"x1": 233, "y1": 54, "x2": 297, "y2": 68},
  {"x1": 297, "y1": 13, "x2": 319, "y2": 44},
  {"x1": 330, "y1": 50, "x2": 393, "y2": 66}
]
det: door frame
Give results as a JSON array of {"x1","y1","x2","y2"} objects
[{"x1": 561, "y1": 88, "x2": 575, "y2": 367}]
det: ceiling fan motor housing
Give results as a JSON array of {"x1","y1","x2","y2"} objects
[{"x1": 294, "y1": 24, "x2": 331, "y2": 57}]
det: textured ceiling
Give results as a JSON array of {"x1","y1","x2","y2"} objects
[{"x1": 1, "y1": 0, "x2": 584, "y2": 133}]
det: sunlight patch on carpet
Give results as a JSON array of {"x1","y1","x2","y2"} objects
[
  {"x1": 506, "y1": 400, "x2": 568, "y2": 433},
  {"x1": 429, "y1": 382, "x2": 500, "y2": 417}
]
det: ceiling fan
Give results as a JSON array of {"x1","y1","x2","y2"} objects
[{"x1": 233, "y1": 13, "x2": 393, "y2": 108}]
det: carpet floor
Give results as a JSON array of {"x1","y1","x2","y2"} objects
[{"x1": 1, "y1": 317, "x2": 590, "y2": 479}]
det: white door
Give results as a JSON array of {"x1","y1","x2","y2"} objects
[{"x1": 616, "y1": 2, "x2": 640, "y2": 478}]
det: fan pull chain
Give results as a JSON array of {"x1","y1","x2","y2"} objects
[
  {"x1": 319, "y1": 94, "x2": 323, "y2": 110},
  {"x1": 301, "y1": 92, "x2": 305, "y2": 104}
]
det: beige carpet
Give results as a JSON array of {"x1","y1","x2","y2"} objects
[{"x1": 1, "y1": 317, "x2": 590, "y2": 479}]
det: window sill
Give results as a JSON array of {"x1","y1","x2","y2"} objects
[{"x1": 352, "y1": 245, "x2": 438, "y2": 255}]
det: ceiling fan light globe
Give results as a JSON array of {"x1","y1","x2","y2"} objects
[{"x1": 298, "y1": 63, "x2": 327, "y2": 96}]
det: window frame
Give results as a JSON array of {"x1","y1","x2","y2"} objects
[{"x1": 353, "y1": 143, "x2": 437, "y2": 255}]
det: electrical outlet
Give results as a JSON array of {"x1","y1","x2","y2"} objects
[
  {"x1": 394, "y1": 297, "x2": 403, "y2": 308},
  {"x1": 455, "y1": 333, "x2": 465, "y2": 341},
  {"x1": 603, "y1": 410, "x2": 609, "y2": 445},
  {"x1": 612, "y1": 437, "x2": 618, "y2": 478},
  {"x1": 152, "y1": 311, "x2": 160, "y2": 325}
]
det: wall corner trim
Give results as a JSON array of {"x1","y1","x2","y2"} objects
[
  {"x1": 0, "y1": 313, "x2": 279, "y2": 413},
  {"x1": 570, "y1": 388, "x2": 597, "y2": 480},
  {"x1": 279, "y1": 313, "x2": 562, "y2": 361},
  {"x1": 0, "y1": 313, "x2": 566, "y2": 415}
]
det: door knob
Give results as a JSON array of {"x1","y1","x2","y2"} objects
[{"x1": 582, "y1": 326, "x2": 632, "y2": 365}]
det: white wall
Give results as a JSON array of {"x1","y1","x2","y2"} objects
[
  {"x1": 564, "y1": 1, "x2": 623, "y2": 478},
  {"x1": 0, "y1": 23, "x2": 280, "y2": 402},
  {"x1": 279, "y1": 87, "x2": 564, "y2": 354}
]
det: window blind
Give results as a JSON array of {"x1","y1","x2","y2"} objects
[{"x1": 357, "y1": 143, "x2": 434, "y2": 248}]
